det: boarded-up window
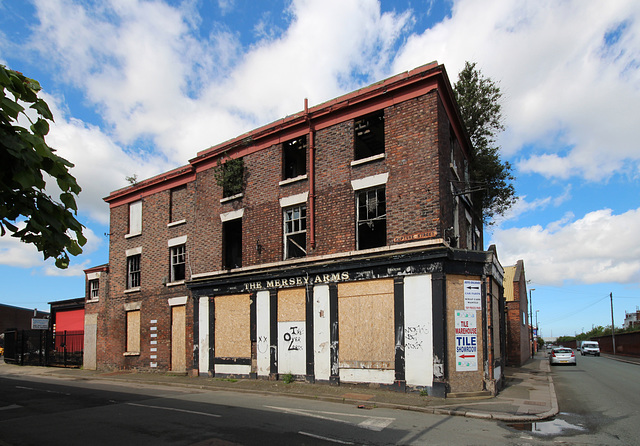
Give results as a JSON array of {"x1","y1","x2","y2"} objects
[
  {"x1": 338, "y1": 279, "x2": 394, "y2": 369},
  {"x1": 126, "y1": 310, "x2": 140, "y2": 353},
  {"x1": 214, "y1": 294, "x2": 250, "y2": 358},
  {"x1": 128, "y1": 200, "x2": 142, "y2": 236},
  {"x1": 278, "y1": 288, "x2": 306, "y2": 374},
  {"x1": 169, "y1": 185, "x2": 188, "y2": 223}
]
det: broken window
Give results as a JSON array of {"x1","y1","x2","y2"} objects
[
  {"x1": 356, "y1": 187, "x2": 387, "y2": 250},
  {"x1": 127, "y1": 254, "x2": 141, "y2": 289},
  {"x1": 222, "y1": 219, "x2": 242, "y2": 269},
  {"x1": 170, "y1": 244, "x2": 186, "y2": 282},
  {"x1": 354, "y1": 111, "x2": 384, "y2": 160},
  {"x1": 283, "y1": 136, "x2": 307, "y2": 180},
  {"x1": 214, "y1": 158, "x2": 245, "y2": 198},
  {"x1": 284, "y1": 205, "x2": 307, "y2": 259}
]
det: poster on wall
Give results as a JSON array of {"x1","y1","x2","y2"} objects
[
  {"x1": 455, "y1": 310, "x2": 478, "y2": 371},
  {"x1": 464, "y1": 280, "x2": 482, "y2": 310},
  {"x1": 277, "y1": 322, "x2": 306, "y2": 375}
]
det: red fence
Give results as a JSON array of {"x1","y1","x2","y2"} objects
[{"x1": 591, "y1": 331, "x2": 640, "y2": 357}]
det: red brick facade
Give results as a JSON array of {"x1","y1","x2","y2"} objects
[
  {"x1": 504, "y1": 260, "x2": 530, "y2": 367},
  {"x1": 84, "y1": 63, "x2": 503, "y2": 396}
]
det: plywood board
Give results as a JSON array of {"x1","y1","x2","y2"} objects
[
  {"x1": 215, "y1": 294, "x2": 251, "y2": 358},
  {"x1": 278, "y1": 287, "x2": 306, "y2": 321},
  {"x1": 171, "y1": 305, "x2": 186, "y2": 372},
  {"x1": 338, "y1": 279, "x2": 394, "y2": 368}
]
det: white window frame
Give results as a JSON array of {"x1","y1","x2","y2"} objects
[
  {"x1": 283, "y1": 204, "x2": 307, "y2": 259},
  {"x1": 127, "y1": 254, "x2": 141, "y2": 290},
  {"x1": 170, "y1": 244, "x2": 186, "y2": 282},
  {"x1": 89, "y1": 279, "x2": 99, "y2": 299}
]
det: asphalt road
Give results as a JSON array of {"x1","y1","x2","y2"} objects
[
  {"x1": 0, "y1": 372, "x2": 551, "y2": 446},
  {"x1": 1, "y1": 357, "x2": 638, "y2": 445},
  {"x1": 536, "y1": 352, "x2": 640, "y2": 444}
]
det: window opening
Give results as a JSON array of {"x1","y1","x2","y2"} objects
[
  {"x1": 356, "y1": 187, "x2": 386, "y2": 250},
  {"x1": 128, "y1": 200, "x2": 142, "y2": 235},
  {"x1": 126, "y1": 310, "x2": 140, "y2": 353},
  {"x1": 283, "y1": 136, "x2": 307, "y2": 180},
  {"x1": 169, "y1": 185, "x2": 187, "y2": 222},
  {"x1": 89, "y1": 279, "x2": 99, "y2": 299},
  {"x1": 214, "y1": 158, "x2": 244, "y2": 198},
  {"x1": 127, "y1": 254, "x2": 141, "y2": 289},
  {"x1": 354, "y1": 111, "x2": 384, "y2": 160},
  {"x1": 222, "y1": 219, "x2": 242, "y2": 269},
  {"x1": 284, "y1": 205, "x2": 307, "y2": 259},
  {"x1": 170, "y1": 245, "x2": 186, "y2": 282}
]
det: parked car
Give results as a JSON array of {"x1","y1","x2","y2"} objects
[
  {"x1": 549, "y1": 347, "x2": 576, "y2": 366},
  {"x1": 580, "y1": 341, "x2": 600, "y2": 356}
]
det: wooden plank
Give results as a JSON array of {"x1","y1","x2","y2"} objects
[
  {"x1": 171, "y1": 305, "x2": 186, "y2": 371},
  {"x1": 338, "y1": 279, "x2": 394, "y2": 366},
  {"x1": 215, "y1": 294, "x2": 251, "y2": 358},
  {"x1": 278, "y1": 287, "x2": 306, "y2": 322}
]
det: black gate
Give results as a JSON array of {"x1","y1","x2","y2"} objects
[{"x1": 3, "y1": 329, "x2": 83, "y2": 368}]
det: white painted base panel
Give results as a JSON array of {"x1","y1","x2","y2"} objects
[
  {"x1": 215, "y1": 364, "x2": 251, "y2": 375},
  {"x1": 339, "y1": 368, "x2": 395, "y2": 384}
]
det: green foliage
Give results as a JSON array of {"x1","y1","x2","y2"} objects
[
  {"x1": 453, "y1": 61, "x2": 517, "y2": 224},
  {"x1": 0, "y1": 65, "x2": 85, "y2": 268},
  {"x1": 282, "y1": 373, "x2": 294, "y2": 384},
  {"x1": 213, "y1": 156, "x2": 244, "y2": 197}
]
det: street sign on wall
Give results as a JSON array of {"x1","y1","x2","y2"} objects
[
  {"x1": 455, "y1": 310, "x2": 478, "y2": 371},
  {"x1": 464, "y1": 280, "x2": 482, "y2": 310},
  {"x1": 31, "y1": 318, "x2": 49, "y2": 330}
]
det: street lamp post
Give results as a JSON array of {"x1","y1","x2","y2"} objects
[
  {"x1": 529, "y1": 288, "x2": 535, "y2": 358},
  {"x1": 536, "y1": 309, "x2": 539, "y2": 350}
]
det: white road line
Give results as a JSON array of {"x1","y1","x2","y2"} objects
[
  {"x1": 265, "y1": 405, "x2": 394, "y2": 431},
  {"x1": 0, "y1": 404, "x2": 22, "y2": 411},
  {"x1": 299, "y1": 431, "x2": 355, "y2": 444},
  {"x1": 125, "y1": 402, "x2": 221, "y2": 417},
  {"x1": 15, "y1": 385, "x2": 71, "y2": 396}
]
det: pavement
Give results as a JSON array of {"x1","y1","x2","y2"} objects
[{"x1": 0, "y1": 351, "x2": 602, "y2": 423}]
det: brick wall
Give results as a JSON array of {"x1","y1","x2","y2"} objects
[{"x1": 99, "y1": 72, "x2": 478, "y2": 372}]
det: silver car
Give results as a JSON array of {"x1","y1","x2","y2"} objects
[{"x1": 549, "y1": 347, "x2": 577, "y2": 366}]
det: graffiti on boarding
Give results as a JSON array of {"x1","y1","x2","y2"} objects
[{"x1": 405, "y1": 324, "x2": 430, "y2": 350}]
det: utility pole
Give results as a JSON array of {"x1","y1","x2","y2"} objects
[
  {"x1": 529, "y1": 288, "x2": 535, "y2": 357},
  {"x1": 610, "y1": 292, "x2": 616, "y2": 355}
]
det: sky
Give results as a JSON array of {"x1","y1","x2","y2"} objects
[{"x1": 1, "y1": 0, "x2": 639, "y2": 338}]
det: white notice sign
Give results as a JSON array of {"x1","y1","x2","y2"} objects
[
  {"x1": 455, "y1": 310, "x2": 478, "y2": 371},
  {"x1": 464, "y1": 280, "x2": 482, "y2": 310},
  {"x1": 31, "y1": 318, "x2": 49, "y2": 330}
]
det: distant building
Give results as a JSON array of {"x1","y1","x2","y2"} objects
[
  {"x1": 504, "y1": 260, "x2": 530, "y2": 366},
  {"x1": 623, "y1": 309, "x2": 640, "y2": 329},
  {"x1": 0, "y1": 303, "x2": 49, "y2": 334},
  {"x1": 85, "y1": 62, "x2": 507, "y2": 396}
]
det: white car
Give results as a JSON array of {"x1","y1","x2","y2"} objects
[
  {"x1": 549, "y1": 347, "x2": 577, "y2": 366},
  {"x1": 581, "y1": 341, "x2": 600, "y2": 356}
]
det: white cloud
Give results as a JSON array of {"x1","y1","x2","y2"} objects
[
  {"x1": 491, "y1": 208, "x2": 640, "y2": 286},
  {"x1": 392, "y1": 0, "x2": 640, "y2": 182},
  {"x1": 0, "y1": 224, "x2": 101, "y2": 274}
]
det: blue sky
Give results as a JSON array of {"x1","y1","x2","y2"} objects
[{"x1": 1, "y1": 0, "x2": 639, "y2": 338}]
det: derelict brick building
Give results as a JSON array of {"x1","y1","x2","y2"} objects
[{"x1": 85, "y1": 62, "x2": 505, "y2": 396}]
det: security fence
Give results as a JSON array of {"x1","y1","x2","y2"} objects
[{"x1": 3, "y1": 329, "x2": 83, "y2": 368}]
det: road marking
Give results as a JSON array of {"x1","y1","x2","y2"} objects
[
  {"x1": 265, "y1": 406, "x2": 394, "y2": 431},
  {"x1": 0, "y1": 404, "x2": 21, "y2": 411},
  {"x1": 126, "y1": 402, "x2": 221, "y2": 417},
  {"x1": 15, "y1": 385, "x2": 71, "y2": 396},
  {"x1": 299, "y1": 431, "x2": 354, "y2": 444}
]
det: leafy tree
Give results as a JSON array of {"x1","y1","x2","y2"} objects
[
  {"x1": 453, "y1": 61, "x2": 517, "y2": 224},
  {"x1": 0, "y1": 65, "x2": 85, "y2": 268},
  {"x1": 214, "y1": 156, "x2": 245, "y2": 197}
]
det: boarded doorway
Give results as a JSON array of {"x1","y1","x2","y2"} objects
[{"x1": 171, "y1": 305, "x2": 186, "y2": 372}]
